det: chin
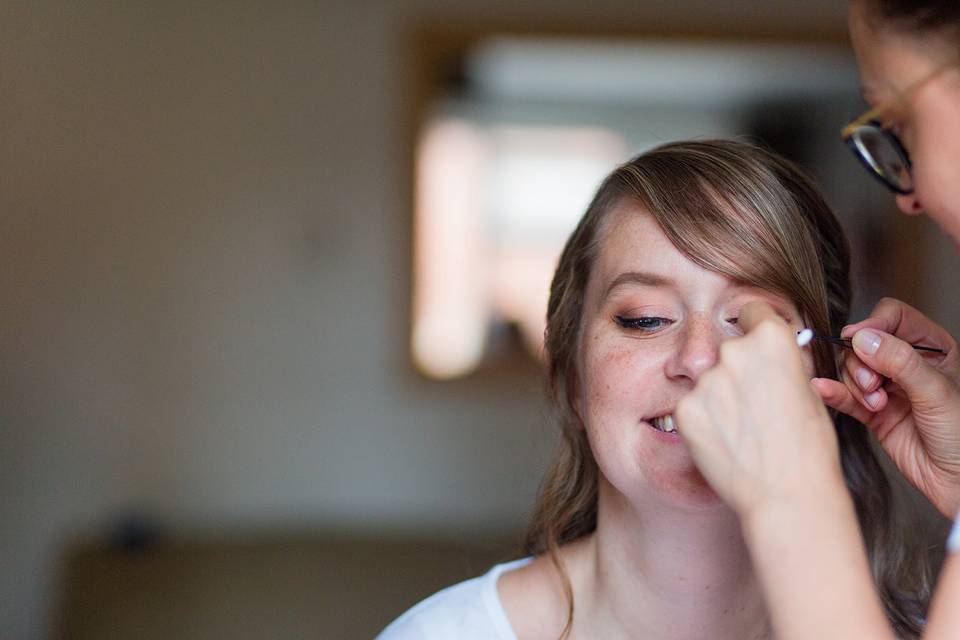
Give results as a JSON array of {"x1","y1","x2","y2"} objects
[
  {"x1": 633, "y1": 459, "x2": 729, "y2": 511},
  {"x1": 658, "y1": 467, "x2": 728, "y2": 510},
  {"x1": 630, "y1": 435, "x2": 722, "y2": 505}
]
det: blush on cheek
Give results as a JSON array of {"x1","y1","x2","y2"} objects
[
  {"x1": 659, "y1": 468, "x2": 719, "y2": 506},
  {"x1": 634, "y1": 443, "x2": 721, "y2": 507}
]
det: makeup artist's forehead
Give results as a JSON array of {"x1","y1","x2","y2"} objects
[
  {"x1": 850, "y1": 0, "x2": 951, "y2": 103},
  {"x1": 850, "y1": 7, "x2": 901, "y2": 102}
]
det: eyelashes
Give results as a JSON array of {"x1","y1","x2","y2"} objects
[
  {"x1": 613, "y1": 315, "x2": 741, "y2": 333},
  {"x1": 614, "y1": 315, "x2": 673, "y2": 331}
]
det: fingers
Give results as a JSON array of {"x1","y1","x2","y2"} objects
[
  {"x1": 739, "y1": 301, "x2": 784, "y2": 334},
  {"x1": 843, "y1": 297, "x2": 956, "y2": 355},
  {"x1": 844, "y1": 354, "x2": 882, "y2": 393},
  {"x1": 840, "y1": 316, "x2": 890, "y2": 340},
  {"x1": 841, "y1": 352, "x2": 888, "y2": 411},
  {"x1": 676, "y1": 389, "x2": 713, "y2": 457},
  {"x1": 678, "y1": 365, "x2": 738, "y2": 453},
  {"x1": 676, "y1": 369, "x2": 741, "y2": 506},
  {"x1": 840, "y1": 297, "x2": 957, "y2": 411},
  {"x1": 848, "y1": 328, "x2": 948, "y2": 408},
  {"x1": 811, "y1": 378, "x2": 876, "y2": 425},
  {"x1": 738, "y1": 301, "x2": 797, "y2": 358},
  {"x1": 842, "y1": 297, "x2": 911, "y2": 339}
]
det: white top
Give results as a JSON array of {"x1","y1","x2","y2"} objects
[{"x1": 376, "y1": 557, "x2": 533, "y2": 639}]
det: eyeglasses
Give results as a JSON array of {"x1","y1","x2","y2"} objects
[{"x1": 841, "y1": 59, "x2": 958, "y2": 195}]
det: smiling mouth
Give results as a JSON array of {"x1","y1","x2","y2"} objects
[{"x1": 648, "y1": 414, "x2": 677, "y2": 433}]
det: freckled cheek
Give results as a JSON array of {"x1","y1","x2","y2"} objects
[{"x1": 580, "y1": 336, "x2": 667, "y2": 417}]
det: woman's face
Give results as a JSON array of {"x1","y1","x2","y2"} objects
[
  {"x1": 849, "y1": 0, "x2": 960, "y2": 246},
  {"x1": 577, "y1": 202, "x2": 811, "y2": 510}
]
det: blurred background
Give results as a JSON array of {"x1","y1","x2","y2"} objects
[{"x1": 2, "y1": 1, "x2": 957, "y2": 639}]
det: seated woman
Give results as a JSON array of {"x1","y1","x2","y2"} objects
[{"x1": 377, "y1": 140, "x2": 929, "y2": 639}]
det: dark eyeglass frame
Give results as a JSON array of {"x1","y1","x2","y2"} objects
[
  {"x1": 841, "y1": 58, "x2": 959, "y2": 195},
  {"x1": 843, "y1": 120, "x2": 914, "y2": 194}
]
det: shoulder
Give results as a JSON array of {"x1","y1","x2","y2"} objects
[
  {"x1": 376, "y1": 558, "x2": 532, "y2": 640},
  {"x1": 497, "y1": 551, "x2": 576, "y2": 640}
]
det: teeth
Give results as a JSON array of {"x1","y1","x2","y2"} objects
[{"x1": 652, "y1": 414, "x2": 676, "y2": 433}]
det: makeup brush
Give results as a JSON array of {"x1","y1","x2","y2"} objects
[{"x1": 797, "y1": 330, "x2": 945, "y2": 354}]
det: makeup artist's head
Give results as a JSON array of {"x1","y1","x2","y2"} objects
[
  {"x1": 848, "y1": 0, "x2": 960, "y2": 244},
  {"x1": 526, "y1": 140, "x2": 926, "y2": 637}
]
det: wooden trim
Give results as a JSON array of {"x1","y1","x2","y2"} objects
[{"x1": 398, "y1": 18, "x2": 852, "y2": 384}]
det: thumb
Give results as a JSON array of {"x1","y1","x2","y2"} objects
[{"x1": 851, "y1": 328, "x2": 945, "y2": 406}]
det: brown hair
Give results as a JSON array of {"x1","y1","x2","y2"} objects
[
  {"x1": 525, "y1": 139, "x2": 929, "y2": 639},
  {"x1": 861, "y1": 0, "x2": 960, "y2": 38}
]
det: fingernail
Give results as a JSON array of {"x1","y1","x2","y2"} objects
[
  {"x1": 853, "y1": 330, "x2": 881, "y2": 356},
  {"x1": 855, "y1": 368, "x2": 874, "y2": 389},
  {"x1": 864, "y1": 390, "x2": 883, "y2": 410}
]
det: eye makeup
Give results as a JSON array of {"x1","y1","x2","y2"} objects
[
  {"x1": 613, "y1": 314, "x2": 741, "y2": 334},
  {"x1": 607, "y1": 286, "x2": 798, "y2": 339},
  {"x1": 613, "y1": 315, "x2": 673, "y2": 332}
]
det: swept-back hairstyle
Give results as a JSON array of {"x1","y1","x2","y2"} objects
[{"x1": 525, "y1": 140, "x2": 929, "y2": 639}]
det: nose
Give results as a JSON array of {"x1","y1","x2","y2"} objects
[
  {"x1": 895, "y1": 192, "x2": 925, "y2": 216},
  {"x1": 664, "y1": 315, "x2": 721, "y2": 384}
]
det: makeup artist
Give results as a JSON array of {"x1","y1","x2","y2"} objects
[{"x1": 676, "y1": 1, "x2": 960, "y2": 638}]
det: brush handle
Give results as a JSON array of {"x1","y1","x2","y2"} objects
[{"x1": 810, "y1": 334, "x2": 945, "y2": 355}]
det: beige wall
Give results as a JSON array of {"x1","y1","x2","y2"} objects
[{"x1": 0, "y1": 1, "x2": 893, "y2": 638}]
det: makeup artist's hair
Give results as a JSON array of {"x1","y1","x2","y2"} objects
[
  {"x1": 859, "y1": 0, "x2": 960, "y2": 45},
  {"x1": 525, "y1": 139, "x2": 930, "y2": 639}
]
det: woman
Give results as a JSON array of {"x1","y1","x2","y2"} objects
[
  {"x1": 377, "y1": 140, "x2": 927, "y2": 639},
  {"x1": 677, "y1": 1, "x2": 960, "y2": 637}
]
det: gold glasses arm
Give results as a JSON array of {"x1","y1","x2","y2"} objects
[
  {"x1": 841, "y1": 102, "x2": 893, "y2": 139},
  {"x1": 840, "y1": 58, "x2": 960, "y2": 140}
]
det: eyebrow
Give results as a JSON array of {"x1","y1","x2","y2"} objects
[{"x1": 603, "y1": 271, "x2": 676, "y2": 300}]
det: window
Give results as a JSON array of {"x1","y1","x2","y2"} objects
[{"x1": 412, "y1": 35, "x2": 865, "y2": 379}]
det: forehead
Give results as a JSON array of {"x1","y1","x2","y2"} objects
[
  {"x1": 590, "y1": 201, "x2": 723, "y2": 291},
  {"x1": 587, "y1": 201, "x2": 805, "y2": 323},
  {"x1": 596, "y1": 201, "x2": 679, "y2": 260},
  {"x1": 849, "y1": 1, "x2": 953, "y2": 99}
]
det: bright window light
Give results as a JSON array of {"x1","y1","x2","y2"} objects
[{"x1": 412, "y1": 117, "x2": 627, "y2": 379}]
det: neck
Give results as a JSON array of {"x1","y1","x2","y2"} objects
[{"x1": 567, "y1": 479, "x2": 771, "y2": 640}]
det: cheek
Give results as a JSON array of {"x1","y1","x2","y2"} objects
[
  {"x1": 580, "y1": 328, "x2": 721, "y2": 506},
  {"x1": 579, "y1": 333, "x2": 663, "y2": 417},
  {"x1": 910, "y1": 97, "x2": 960, "y2": 229},
  {"x1": 801, "y1": 349, "x2": 816, "y2": 378},
  {"x1": 581, "y1": 351, "x2": 635, "y2": 420}
]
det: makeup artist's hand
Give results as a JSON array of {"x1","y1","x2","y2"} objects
[
  {"x1": 677, "y1": 302, "x2": 846, "y2": 519},
  {"x1": 813, "y1": 297, "x2": 960, "y2": 517}
]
